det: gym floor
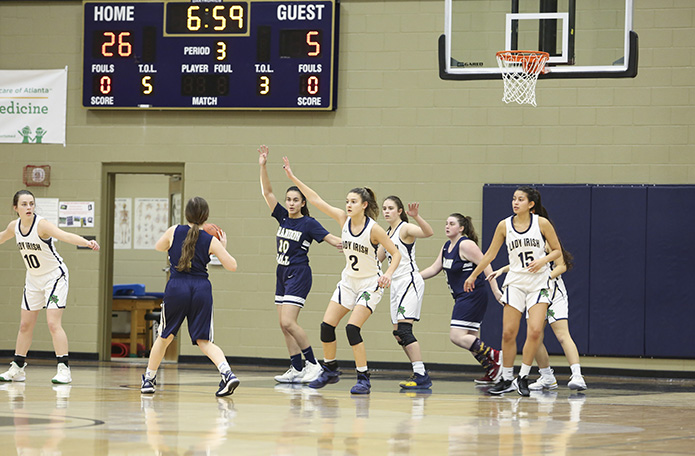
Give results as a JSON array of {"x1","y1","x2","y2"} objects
[{"x1": 0, "y1": 359, "x2": 693, "y2": 455}]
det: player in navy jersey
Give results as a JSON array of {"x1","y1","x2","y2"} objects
[
  {"x1": 464, "y1": 187, "x2": 562, "y2": 396},
  {"x1": 140, "y1": 196, "x2": 240, "y2": 397},
  {"x1": 258, "y1": 145, "x2": 342, "y2": 385},
  {"x1": 377, "y1": 196, "x2": 434, "y2": 389},
  {"x1": 0, "y1": 190, "x2": 99, "y2": 385},
  {"x1": 419, "y1": 213, "x2": 502, "y2": 384},
  {"x1": 283, "y1": 157, "x2": 401, "y2": 395}
]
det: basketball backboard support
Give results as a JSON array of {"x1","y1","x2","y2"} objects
[{"x1": 440, "y1": 0, "x2": 638, "y2": 80}]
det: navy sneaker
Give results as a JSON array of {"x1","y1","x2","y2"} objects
[
  {"x1": 216, "y1": 371, "x2": 240, "y2": 397},
  {"x1": 308, "y1": 366, "x2": 341, "y2": 389},
  {"x1": 350, "y1": 372, "x2": 371, "y2": 395},
  {"x1": 141, "y1": 375, "x2": 156, "y2": 394},
  {"x1": 399, "y1": 372, "x2": 432, "y2": 390}
]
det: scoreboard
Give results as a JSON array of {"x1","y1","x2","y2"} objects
[{"x1": 82, "y1": 0, "x2": 339, "y2": 110}]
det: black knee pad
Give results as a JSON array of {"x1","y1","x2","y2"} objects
[
  {"x1": 345, "y1": 324, "x2": 363, "y2": 346},
  {"x1": 320, "y1": 322, "x2": 336, "y2": 343},
  {"x1": 393, "y1": 322, "x2": 417, "y2": 346}
]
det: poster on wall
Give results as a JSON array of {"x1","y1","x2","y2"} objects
[
  {"x1": 133, "y1": 197, "x2": 168, "y2": 250},
  {"x1": 58, "y1": 201, "x2": 95, "y2": 227},
  {"x1": 114, "y1": 198, "x2": 132, "y2": 249},
  {"x1": 35, "y1": 198, "x2": 59, "y2": 226},
  {"x1": 0, "y1": 68, "x2": 68, "y2": 145}
]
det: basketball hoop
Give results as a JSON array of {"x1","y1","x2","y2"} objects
[{"x1": 496, "y1": 50, "x2": 549, "y2": 107}]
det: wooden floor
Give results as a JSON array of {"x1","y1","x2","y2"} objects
[{"x1": 0, "y1": 360, "x2": 694, "y2": 455}]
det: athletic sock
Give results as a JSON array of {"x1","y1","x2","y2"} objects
[
  {"x1": 570, "y1": 363, "x2": 582, "y2": 377},
  {"x1": 539, "y1": 366, "x2": 553, "y2": 377},
  {"x1": 290, "y1": 353, "x2": 303, "y2": 371},
  {"x1": 412, "y1": 361, "x2": 425, "y2": 376},
  {"x1": 13, "y1": 354, "x2": 26, "y2": 367},
  {"x1": 519, "y1": 363, "x2": 532, "y2": 378},
  {"x1": 145, "y1": 369, "x2": 157, "y2": 380},
  {"x1": 473, "y1": 352, "x2": 492, "y2": 370},
  {"x1": 502, "y1": 367, "x2": 514, "y2": 381},
  {"x1": 301, "y1": 346, "x2": 317, "y2": 364},
  {"x1": 356, "y1": 365, "x2": 368, "y2": 373},
  {"x1": 57, "y1": 355, "x2": 69, "y2": 368},
  {"x1": 469, "y1": 338, "x2": 492, "y2": 357},
  {"x1": 217, "y1": 361, "x2": 231, "y2": 375}
]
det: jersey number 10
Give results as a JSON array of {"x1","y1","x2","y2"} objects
[{"x1": 24, "y1": 254, "x2": 41, "y2": 269}]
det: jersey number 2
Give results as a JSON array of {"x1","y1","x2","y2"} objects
[
  {"x1": 23, "y1": 254, "x2": 40, "y2": 269},
  {"x1": 348, "y1": 255, "x2": 359, "y2": 271}
]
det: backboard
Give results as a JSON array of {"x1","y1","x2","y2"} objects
[{"x1": 440, "y1": 0, "x2": 638, "y2": 80}]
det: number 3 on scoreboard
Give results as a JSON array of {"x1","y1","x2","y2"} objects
[{"x1": 258, "y1": 75, "x2": 270, "y2": 95}]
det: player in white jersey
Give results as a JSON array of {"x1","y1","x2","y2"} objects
[
  {"x1": 488, "y1": 218, "x2": 587, "y2": 391},
  {"x1": 377, "y1": 196, "x2": 434, "y2": 390},
  {"x1": 0, "y1": 190, "x2": 99, "y2": 385},
  {"x1": 464, "y1": 186, "x2": 561, "y2": 397},
  {"x1": 283, "y1": 157, "x2": 401, "y2": 395}
]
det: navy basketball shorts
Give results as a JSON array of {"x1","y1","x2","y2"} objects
[
  {"x1": 275, "y1": 264, "x2": 313, "y2": 307},
  {"x1": 160, "y1": 277, "x2": 215, "y2": 345},
  {"x1": 450, "y1": 288, "x2": 488, "y2": 332}
]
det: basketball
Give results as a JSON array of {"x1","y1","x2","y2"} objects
[{"x1": 202, "y1": 223, "x2": 222, "y2": 240}]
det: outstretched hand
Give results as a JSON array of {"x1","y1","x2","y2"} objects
[
  {"x1": 258, "y1": 144, "x2": 269, "y2": 166},
  {"x1": 282, "y1": 156, "x2": 294, "y2": 179},
  {"x1": 406, "y1": 202, "x2": 420, "y2": 218},
  {"x1": 86, "y1": 239, "x2": 100, "y2": 251}
]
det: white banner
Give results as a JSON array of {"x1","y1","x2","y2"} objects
[{"x1": 0, "y1": 68, "x2": 68, "y2": 145}]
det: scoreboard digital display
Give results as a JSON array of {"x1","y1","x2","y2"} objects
[{"x1": 82, "y1": 0, "x2": 339, "y2": 110}]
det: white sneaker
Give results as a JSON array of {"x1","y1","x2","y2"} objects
[
  {"x1": 274, "y1": 366, "x2": 304, "y2": 383},
  {"x1": 568, "y1": 375, "x2": 587, "y2": 391},
  {"x1": 301, "y1": 361, "x2": 323, "y2": 384},
  {"x1": 0, "y1": 362, "x2": 26, "y2": 382},
  {"x1": 529, "y1": 373, "x2": 558, "y2": 391},
  {"x1": 51, "y1": 364, "x2": 72, "y2": 384}
]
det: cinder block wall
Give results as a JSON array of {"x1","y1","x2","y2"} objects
[{"x1": 0, "y1": 1, "x2": 693, "y2": 366}]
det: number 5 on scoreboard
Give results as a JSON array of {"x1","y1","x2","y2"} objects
[{"x1": 141, "y1": 75, "x2": 154, "y2": 95}]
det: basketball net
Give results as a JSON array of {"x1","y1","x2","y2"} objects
[{"x1": 496, "y1": 51, "x2": 549, "y2": 107}]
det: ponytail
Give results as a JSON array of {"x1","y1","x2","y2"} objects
[
  {"x1": 176, "y1": 196, "x2": 209, "y2": 272},
  {"x1": 349, "y1": 187, "x2": 378, "y2": 220},
  {"x1": 450, "y1": 213, "x2": 479, "y2": 245}
]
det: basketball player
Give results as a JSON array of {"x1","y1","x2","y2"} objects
[
  {"x1": 377, "y1": 197, "x2": 434, "y2": 389},
  {"x1": 258, "y1": 145, "x2": 342, "y2": 384},
  {"x1": 488, "y1": 226, "x2": 587, "y2": 391},
  {"x1": 419, "y1": 213, "x2": 503, "y2": 385},
  {"x1": 282, "y1": 157, "x2": 402, "y2": 395},
  {"x1": 464, "y1": 186, "x2": 562, "y2": 397},
  {"x1": 140, "y1": 196, "x2": 239, "y2": 397},
  {"x1": 0, "y1": 190, "x2": 100, "y2": 384}
]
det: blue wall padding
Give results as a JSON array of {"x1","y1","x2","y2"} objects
[
  {"x1": 481, "y1": 185, "x2": 591, "y2": 356},
  {"x1": 588, "y1": 186, "x2": 647, "y2": 356},
  {"x1": 644, "y1": 186, "x2": 695, "y2": 357}
]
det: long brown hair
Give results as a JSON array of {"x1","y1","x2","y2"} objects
[
  {"x1": 176, "y1": 196, "x2": 210, "y2": 272},
  {"x1": 384, "y1": 195, "x2": 408, "y2": 223},
  {"x1": 12, "y1": 189, "x2": 34, "y2": 207},
  {"x1": 520, "y1": 186, "x2": 575, "y2": 272},
  {"x1": 348, "y1": 187, "x2": 378, "y2": 220},
  {"x1": 449, "y1": 213, "x2": 479, "y2": 245}
]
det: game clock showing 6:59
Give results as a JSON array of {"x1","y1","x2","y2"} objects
[{"x1": 82, "y1": 0, "x2": 339, "y2": 110}]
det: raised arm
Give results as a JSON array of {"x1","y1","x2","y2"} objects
[
  {"x1": 401, "y1": 203, "x2": 434, "y2": 242},
  {"x1": 258, "y1": 145, "x2": 279, "y2": 211},
  {"x1": 419, "y1": 247, "x2": 443, "y2": 280},
  {"x1": 0, "y1": 220, "x2": 17, "y2": 245},
  {"x1": 323, "y1": 233, "x2": 343, "y2": 250},
  {"x1": 463, "y1": 220, "x2": 506, "y2": 292},
  {"x1": 209, "y1": 229, "x2": 237, "y2": 272},
  {"x1": 282, "y1": 156, "x2": 346, "y2": 226},
  {"x1": 371, "y1": 224, "x2": 401, "y2": 288},
  {"x1": 38, "y1": 219, "x2": 99, "y2": 250}
]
